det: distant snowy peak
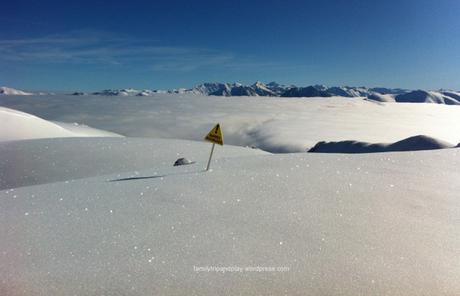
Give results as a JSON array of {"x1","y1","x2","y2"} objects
[
  {"x1": 251, "y1": 81, "x2": 278, "y2": 96},
  {"x1": 191, "y1": 83, "x2": 233, "y2": 96},
  {"x1": 92, "y1": 88, "x2": 140, "y2": 96},
  {"x1": 189, "y1": 82, "x2": 271, "y2": 97},
  {"x1": 266, "y1": 81, "x2": 294, "y2": 95},
  {"x1": 0, "y1": 86, "x2": 33, "y2": 95}
]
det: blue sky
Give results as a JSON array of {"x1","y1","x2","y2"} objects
[{"x1": 1, "y1": 0, "x2": 460, "y2": 91}]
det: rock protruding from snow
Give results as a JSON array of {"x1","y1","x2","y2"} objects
[
  {"x1": 0, "y1": 86, "x2": 33, "y2": 95},
  {"x1": 308, "y1": 135, "x2": 453, "y2": 153},
  {"x1": 173, "y1": 157, "x2": 195, "y2": 166}
]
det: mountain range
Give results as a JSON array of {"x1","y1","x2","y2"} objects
[
  {"x1": 72, "y1": 82, "x2": 460, "y2": 105},
  {"x1": 2, "y1": 83, "x2": 460, "y2": 105}
]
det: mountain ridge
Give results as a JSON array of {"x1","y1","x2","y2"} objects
[{"x1": 2, "y1": 83, "x2": 460, "y2": 105}]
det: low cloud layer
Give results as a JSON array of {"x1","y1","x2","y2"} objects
[{"x1": 1, "y1": 94, "x2": 460, "y2": 153}]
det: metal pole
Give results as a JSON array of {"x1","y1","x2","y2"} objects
[{"x1": 206, "y1": 143, "x2": 215, "y2": 171}]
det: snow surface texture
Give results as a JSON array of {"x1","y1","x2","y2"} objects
[
  {"x1": 0, "y1": 138, "x2": 267, "y2": 190},
  {"x1": 0, "y1": 106, "x2": 121, "y2": 141},
  {"x1": 308, "y1": 135, "x2": 455, "y2": 153},
  {"x1": 1, "y1": 94, "x2": 460, "y2": 153},
  {"x1": 1, "y1": 142, "x2": 459, "y2": 295}
]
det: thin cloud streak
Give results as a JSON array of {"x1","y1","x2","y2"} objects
[{"x1": 0, "y1": 31, "x2": 286, "y2": 73}]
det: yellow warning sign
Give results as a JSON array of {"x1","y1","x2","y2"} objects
[{"x1": 204, "y1": 123, "x2": 224, "y2": 145}]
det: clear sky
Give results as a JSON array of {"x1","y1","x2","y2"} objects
[{"x1": 1, "y1": 0, "x2": 460, "y2": 91}]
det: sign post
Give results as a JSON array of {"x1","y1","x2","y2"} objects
[
  {"x1": 205, "y1": 143, "x2": 215, "y2": 171},
  {"x1": 204, "y1": 123, "x2": 224, "y2": 171}
]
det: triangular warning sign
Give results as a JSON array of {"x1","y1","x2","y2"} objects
[{"x1": 204, "y1": 123, "x2": 224, "y2": 145}]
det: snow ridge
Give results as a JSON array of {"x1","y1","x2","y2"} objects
[
  {"x1": 0, "y1": 86, "x2": 33, "y2": 96},
  {"x1": 308, "y1": 135, "x2": 454, "y2": 153}
]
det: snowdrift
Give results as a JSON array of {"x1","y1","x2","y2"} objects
[
  {"x1": 0, "y1": 106, "x2": 121, "y2": 142},
  {"x1": 308, "y1": 135, "x2": 454, "y2": 153},
  {"x1": 1, "y1": 145, "x2": 459, "y2": 295}
]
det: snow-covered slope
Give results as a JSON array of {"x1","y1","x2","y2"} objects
[
  {"x1": 395, "y1": 90, "x2": 460, "y2": 105},
  {"x1": 0, "y1": 106, "x2": 121, "y2": 141},
  {"x1": 0, "y1": 86, "x2": 33, "y2": 95},
  {"x1": 0, "y1": 137, "x2": 267, "y2": 190},
  {"x1": 441, "y1": 90, "x2": 460, "y2": 101},
  {"x1": 308, "y1": 135, "x2": 454, "y2": 153},
  {"x1": 366, "y1": 92, "x2": 396, "y2": 102},
  {"x1": 1, "y1": 143, "x2": 459, "y2": 295},
  {"x1": 251, "y1": 81, "x2": 278, "y2": 96}
]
